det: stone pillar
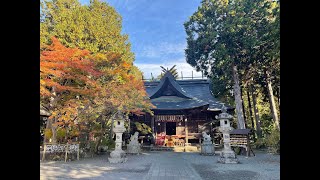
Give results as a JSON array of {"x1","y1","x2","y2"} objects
[
  {"x1": 108, "y1": 110, "x2": 128, "y2": 163},
  {"x1": 216, "y1": 104, "x2": 239, "y2": 164}
]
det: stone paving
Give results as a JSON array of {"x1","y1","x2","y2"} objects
[
  {"x1": 144, "y1": 152, "x2": 202, "y2": 180},
  {"x1": 40, "y1": 150, "x2": 280, "y2": 180}
]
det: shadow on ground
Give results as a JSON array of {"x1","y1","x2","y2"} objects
[{"x1": 192, "y1": 164, "x2": 258, "y2": 180}]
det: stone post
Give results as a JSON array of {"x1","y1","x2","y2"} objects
[
  {"x1": 216, "y1": 104, "x2": 239, "y2": 164},
  {"x1": 108, "y1": 110, "x2": 128, "y2": 163}
]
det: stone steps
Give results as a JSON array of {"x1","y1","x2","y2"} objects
[{"x1": 150, "y1": 147, "x2": 174, "y2": 151}]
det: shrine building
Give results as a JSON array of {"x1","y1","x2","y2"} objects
[{"x1": 130, "y1": 71, "x2": 234, "y2": 147}]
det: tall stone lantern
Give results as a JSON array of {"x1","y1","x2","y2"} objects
[
  {"x1": 108, "y1": 110, "x2": 128, "y2": 163},
  {"x1": 216, "y1": 104, "x2": 239, "y2": 164}
]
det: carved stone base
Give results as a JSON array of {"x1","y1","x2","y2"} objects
[
  {"x1": 184, "y1": 145, "x2": 198, "y2": 152},
  {"x1": 127, "y1": 145, "x2": 141, "y2": 154},
  {"x1": 218, "y1": 150, "x2": 239, "y2": 164},
  {"x1": 108, "y1": 157, "x2": 128, "y2": 163},
  {"x1": 200, "y1": 143, "x2": 215, "y2": 156},
  {"x1": 108, "y1": 150, "x2": 127, "y2": 163}
]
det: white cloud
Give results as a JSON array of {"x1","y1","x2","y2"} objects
[
  {"x1": 135, "y1": 58, "x2": 204, "y2": 79},
  {"x1": 139, "y1": 42, "x2": 186, "y2": 58}
]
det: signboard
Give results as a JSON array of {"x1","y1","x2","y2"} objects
[{"x1": 154, "y1": 115, "x2": 184, "y2": 122}]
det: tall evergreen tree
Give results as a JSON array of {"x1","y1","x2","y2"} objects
[{"x1": 184, "y1": 0, "x2": 279, "y2": 130}]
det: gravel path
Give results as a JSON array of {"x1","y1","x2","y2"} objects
[{"x1": 40, "y1": 150, "x2": 279, "y2": 180}]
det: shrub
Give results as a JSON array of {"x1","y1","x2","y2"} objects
[
  {"x1": 56, "y1": 127, "x2": 66, "y2": 143},
  {"x1": 89, "y1": 140, "x2": 96, "y2": 153},
  {"x1": 69, "y1": 128, "x2": 80, "y2": 138},
  {"x1": 44, "y1": 128, "x2": 52, "y2": 141},
  {"x1": 133, "y1": 122, "x2": 152, "y2": 135},
  {"x1": 232, "y1": 147, "x2": 241, "y2": 154},
  {"x1": 253, "y1": 138, "x2": 267, "y2": 149},
  {"x1": 102, "y1": 138, "x2": 115, "y2": 149},
  {"x1": 265, "y1": 128, "x2": 280, "y2": 154}
]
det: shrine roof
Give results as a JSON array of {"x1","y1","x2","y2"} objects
[
  {"x1": 150, "y1": 96, "x2": 209, "y2": 110},
  {"x1": 144, "y1": 72, "x2": 233, "y2": 111}
]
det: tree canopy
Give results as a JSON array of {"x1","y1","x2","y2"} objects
[
  {"x1": 185, "y1": 0, "x2": 279, "y2": 83},
  {"x1": 40, "y1": 0, "x2": 154, "y2": 150},
  {"x1": 40, "y1": 0, "x2": 134, "y2": 63},
  {"x1": 184, "y1": 0, "x2": 280, "y2": 131}
]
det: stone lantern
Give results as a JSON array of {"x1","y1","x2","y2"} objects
[
  {"x1": 108, "y1": 110, "x2": 128, "y2": 163},
  {"x1": 216, "y1": 104, "x2": 239, "y2": 164}
]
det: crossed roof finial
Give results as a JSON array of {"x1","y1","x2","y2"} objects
[{"x1": 221, "y1": 103, "x2": 227, "y2": 113}]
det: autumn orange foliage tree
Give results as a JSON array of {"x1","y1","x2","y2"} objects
[
  {"x1": 41, "y1": 37, "x2": 154, "y2": 150},
  {"x1": 78, "y1": 51, "x2": 154, "y2": 150},
  {"x1": 40, "y1": 37, "x2": 102, "y2": 143},
  {"x1": 40, "y1": 1, "x2": 154, "y2": 155}
]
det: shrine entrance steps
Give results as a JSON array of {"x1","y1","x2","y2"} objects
[
  {"x1": 150, "y1": 145, "x2": 200, "y2": 152},
  {"x1": 150, "y1": 146, "x2": 174, "y2": 151}
]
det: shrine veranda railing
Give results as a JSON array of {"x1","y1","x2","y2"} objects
[{"x1": 42, "y1": 143, "x2": 80, "y2": 162}]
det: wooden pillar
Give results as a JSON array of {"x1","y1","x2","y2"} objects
[
  {"x1": 42, "y1": 144, "x2": 47, "y2": 161},
  {"x1": 185, "y1": 118, "x2": 188, "y2": 145},
  {"x1": 246, "y1": 135, "x2": 250, "y2": 157},
  {"x1": 151, "y1": 116, "x2": 155, "y2": 138},
  {"x1": 65, "y1": 144, "x2": 69, "y2": 162},
  {"x1": 128, "y1": 118, "x2": 131, "y2": 133},
  {"x1": 43, "y1": 117, "x2": 51, "y2": 143},
  {"x1": 77, "y1": 143, "x2": 80, "y2": 160}
]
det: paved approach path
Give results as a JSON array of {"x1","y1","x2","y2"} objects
[
  {"x1": 144, "y1": 152, "x2": 202, "y2": 180},
  {"x1": 41, "y1": 151, "x2": 280, "y2": 180}
]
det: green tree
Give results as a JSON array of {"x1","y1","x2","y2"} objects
[
  {"x1": 184, "y1": 0, "x2": 279, "y2": 131},
  {"x1": 40, "y1": 0, "x2": 154, "y2": 152},
  {"x1": 245, "y1": 1, "x2": 280, "y2": 131},
  {"x1": 185, "y1": 0, "x2": 248, "y2": 129},
  {"x1": 40, "y1": 0, "x2": 134, "y2": 64}
]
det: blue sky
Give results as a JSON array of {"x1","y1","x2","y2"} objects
[{"x1": 80, "y1": 0, "x2": 202, "y2": 79}]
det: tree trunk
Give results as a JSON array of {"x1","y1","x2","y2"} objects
[
  {"x1": 232, "y1": 65, "x2": 246, "y2": 129},
  {"x1": 51, "y1": 118, "x2": 57, "y2": 143},
  {"x1": 266, "y1": 70, "x2": 280, "y2": 131},
  {"x1": 95, "y1": 136, "x2": 102, "y2": 154},
  {"x1": 49, "y1": 86, "x2": 57, "y2": 143},
  {"x1": 240, "y1": 85, "x2": 247, "y2": 128},
  {"x1": 250, "y1": 84, "x2": 262, "y2": 138},
  {"x1": 278, "y1": 86, "x2": 280, "y2": 111},
  {"x1": 95, "y1": 115, "x2": 105, "y2": 154},
  {"x1": 43, "y1": 117, "x2": 52, "y2": 143},
  {"x1": 246, "y1": 87, "x2": 255, "y2": 139},
  {"x1": 109, "y1": 118, "x2": 114, "y2": 141}
]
